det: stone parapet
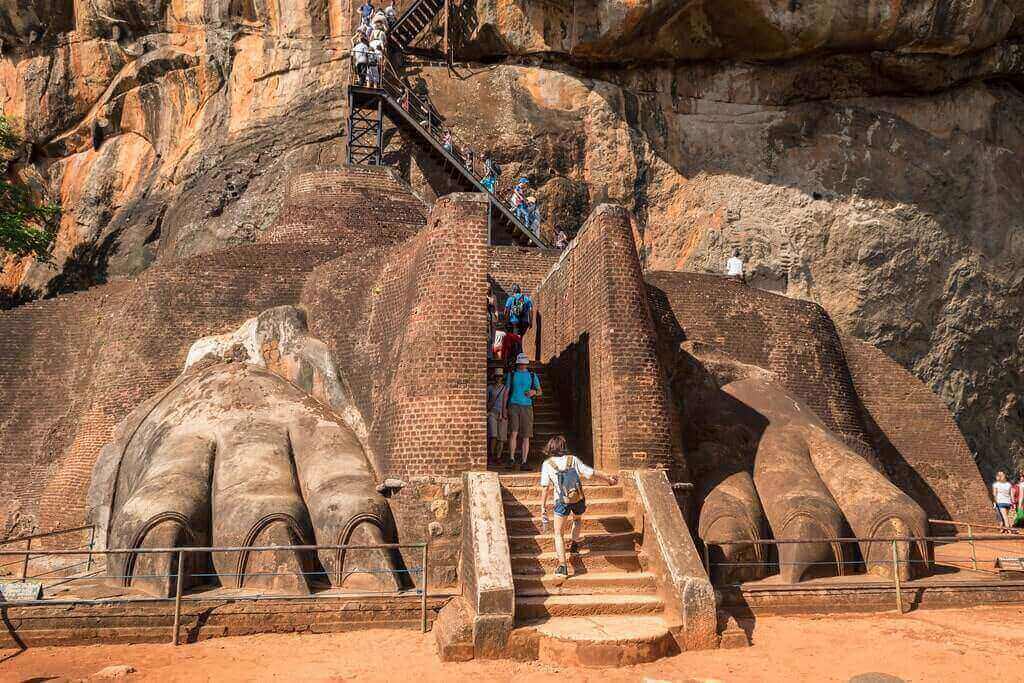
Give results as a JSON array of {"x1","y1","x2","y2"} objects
[{"x1": 629, "y1": 469, "x2": 717, "y2": 651}]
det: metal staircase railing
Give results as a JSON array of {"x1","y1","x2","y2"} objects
[
  {"x1": 388, "y1": 0, "x2": 446, "y2": 52},
  {"x1": 347, "y1": 3, "x2": 549, "y2": 248}
]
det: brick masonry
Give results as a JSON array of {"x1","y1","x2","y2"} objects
[
  {"x1": 0, "y1": 166, "x2": 427, "y2": 540},
  {"x1": 533, "y1": 205, "x2": 684, "y2": 477},
  {"x1": 840, "y1": 335, "x2": 992, "y2": 524},
  {"x1": 645, "y1": 270, "x2": 990, "y2": 525}
]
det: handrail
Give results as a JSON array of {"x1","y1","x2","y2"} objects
[
  {"x1": 929, "y1": 518, "x2": 1021, "y2": 534},
  {"x1": 0, "y1": 524, "x2": 93, "y2": 546}
]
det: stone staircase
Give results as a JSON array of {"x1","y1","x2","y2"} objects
[{"x1": 498, "y1": 473, "x2": 680, "y2": 666}]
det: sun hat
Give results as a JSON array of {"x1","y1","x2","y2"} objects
[
  {"x1": 527, "y1": 195, "x2": 536, "y2": 202},
  {"x1": 515, "y1": 353, "x2": 529, "y2": 365}
]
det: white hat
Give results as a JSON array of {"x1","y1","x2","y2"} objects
[{"x1": 515, "y1": 353, "x2": 529, "y2": 365}]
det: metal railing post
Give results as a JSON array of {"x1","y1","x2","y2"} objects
[
  {"x1": 891, "y1": 540, "x2": 904, "y2": 614},
  {"x1": 171, "y1": 549, "x2": 185, "y2": 645},
  {"x1": 86, "y1": 526, "x2": 95, "y2": 572},
  {"x1": 968, "y1": 524, "x2": 978, "y2": 571},
  {"x1": 420, "y1": 542, "x2": 429, "y2": 633},
  {"x1": 21, "y1": 537, "x2": 31, "y2": 580}
]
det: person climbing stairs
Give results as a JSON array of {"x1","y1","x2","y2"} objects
[{"x1": 497, "y1": 473, "x2": 681, "y2": 665}]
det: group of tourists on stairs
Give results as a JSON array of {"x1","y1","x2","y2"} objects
[
  {"x1": 488, "y1": 284, "x2": 538, "y2": 469},
  {"x1": 352, "y1": 2, "x2": 394, "y2": 88}
]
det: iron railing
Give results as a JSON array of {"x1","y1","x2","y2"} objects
[
  {"x1": 703, "y1": 532, "x2": 1024, "y2": 614},
  {"x1": 0, "y1": 541, "x2": 430, "y2": 646}
]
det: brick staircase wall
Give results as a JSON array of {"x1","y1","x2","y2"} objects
[
  {"x1": 840, "y1": 334, "x2": 992, "y2": 525},
  {"x1": 532, "y1": 204, "x2": 683, "y2": 475},
  {"x1": 646, "y1": 271, "x2": 878, "y2": 462}
]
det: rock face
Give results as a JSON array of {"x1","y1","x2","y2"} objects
[{"x1": 0, "y1": 0, "x2": 1021, "y2": 475}]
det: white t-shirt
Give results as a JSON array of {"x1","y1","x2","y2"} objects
[
  {"x1": 352, "y1": 42, "x2": 369, "y2": 64},
  {"x1": 726, "y1": 256, "x2": 744, "y2": 276},
  {"x1": 541, "y1": 455, "x2": 595, "y2": 501},
  {"x1": 994, "y1": 481, "x2": 1012, "y2": 504}
]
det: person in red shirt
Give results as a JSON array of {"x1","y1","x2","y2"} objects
[
  {"x1": 1013, "y1": 473, "x2": 1024, "y2": 527},
  {"x1": 499, "y1": 327, "x2": 522, "y2": 369}
]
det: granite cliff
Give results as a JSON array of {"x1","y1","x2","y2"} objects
[{"x1": 1, "y1": 0, "x2": 1021, "y2": 476}]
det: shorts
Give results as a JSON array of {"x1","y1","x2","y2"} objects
[
  {"x1": 554, "y1": 500, "x2": 586, "y2": 517},
  {"x1": 488, "y1": 412, "x2": 507, "y2": 441},
  {"x1": 508, "y1": 404, "x2": 533, "y2": 438},
  {"x1": 997, "y1": 503, "x2": 1012, "y2": 510}
]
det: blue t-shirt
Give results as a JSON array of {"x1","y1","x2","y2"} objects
[
  {"x1": 505, "y1": 293, "x2": 532, "y2": 324},
  {"x1": 507, "y1": 370, "x2": 539, "y2": 406}
]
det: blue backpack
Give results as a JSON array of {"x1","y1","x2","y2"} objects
[{"x1": 554, "y1": 455, "x2": 584, "y2": 505}]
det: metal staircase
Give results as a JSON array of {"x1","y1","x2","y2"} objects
[
  {"x1": 346, "y1": 4, "x2": 549, "y2": 248},
  {"x1": 387, "y1": 0, "x2": 446, "y2": 52}
]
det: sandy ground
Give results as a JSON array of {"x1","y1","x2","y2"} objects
[{"x1": 2, "y1": 606, "x2": 1023, "y2": 682}]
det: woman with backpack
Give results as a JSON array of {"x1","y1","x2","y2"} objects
[{"x1": 538, "y1": 436, "x2": 619, "y2": 579}]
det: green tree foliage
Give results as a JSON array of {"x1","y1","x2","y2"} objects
[{"x1": 0, "y1": 116, "x2": 59, "y2": 263}]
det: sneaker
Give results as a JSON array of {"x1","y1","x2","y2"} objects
[{"x1": 554, "y1": 564, "x2": 568, "y2": 579}]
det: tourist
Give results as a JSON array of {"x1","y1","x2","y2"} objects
[
  {"x1": 400, "y1": 86, "x2": 411, "y2": 111},
  {"x1": 504, "y1": 283, "x2": 533, "y2": 336},
  {"x1": 993, "y1": 471, "x2": 1013, "y2": 530},
  {"x1": 370, "y1": 15, "x2": 388, "y2": 43},
  {"x1": 538, "y1": 435, "x2": 619, "y2": 579},
  {"x1": 358, "y1": 0, "x2": 375, "y2": 26},
  {"x1": 484, "y1": 153, "x2": 501, "y2": 180},
  {"x1": 443, "y1": 130, "x2": 453, "y2": 153},
  {"x1": 506, "y1": 353, "x2": 541, "y2": 470},
  {"x1": 726, "y1": 248, "x2": 745, "y2": 283},
  {"x1": 499, "y1": 325, "x2": 522, "y2": 371},
  {"x1": 384, "y1": 2, "x2": 397, "y2": 26},
  {"x1": 352, "y1": 34, "x2": 370, "y2": 86},
  {"x1": 1013, "y1": 473, "x2": 1024, "y2": 528},
  {"x1": 525, "y1": 196, "x2": 541, "y2": 234},
  {"x1": 464, "y1": 146, "x2": 476, "y2": 175},
  {"x1": 510, "y1": 178, "x2": 528, "y2": 214},
  {"x1": 487, "y1": 290, "x2": 498, "y2": 354},
  {"x1": 487, "y1": 369, "x2": 509, "y2": 465},
  {"x1": 366, "y1": 40, "x2": 383, "y2": 87},
  {"x1": 554, "y1": 228, "x2": 568, "y2": 249}
]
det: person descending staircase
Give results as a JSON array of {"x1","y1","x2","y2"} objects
[
  {"x1": 498, "y1": 473, "x2": 682, "y2": 665},
  {"x1": 345, "y1": 0, "x2": 547, "y2": 248}
]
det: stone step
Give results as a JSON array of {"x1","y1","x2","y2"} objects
[
  {"x1": 504, "y1": 498, "x2": 630, "y2": 517},
  {"x1": 513, "y1": 571, "x2": 658, "y2": 596},
  {"x1": 508, "y1": 531, "x2": 639, "y2": 554},
  {"x1": 510, "y1": 550, "x2": 644, "y2": 575},
  {"x1": 506, "y1": 514, "x2": 635, "y2": 535},
  {"x1": 500, "y1": 473, "x2": 616, "y2": 489},
  {"x1": 515, "y1": 594, "x2": 664, "y2": 620},
  {"x1": 512, "y1": 616, "x2": 678, "y2": 667},
  {"x1": 501, "y1": 483, "x2": 624, "y2": 504}
]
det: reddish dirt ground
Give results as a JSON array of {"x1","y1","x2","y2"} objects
[{"x1": 2, "y1": 606, "x2": 1023, "y2": 682}]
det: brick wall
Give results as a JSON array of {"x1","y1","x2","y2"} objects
[
  {"x1": 487, "y1": 245, "x2": 560, "y2": 298},
  {"x1": 301, "y1": 193, "x2": 491, "y2": 586},
  {"x1": 533, "y1": 204, "x2": 683, "y2": 475},
  {"x1": 0, "y1": 167, "x2": 428, "y2": 537},
  {"x1": 646, "y1": 271, "x2": 878, "y2": 462},
  {"x1": 840, "y1": 335, "x2": 992, "y2": 525},
  {"x1": 303, "y1": 193, "x2": 488, "y2": 479}
]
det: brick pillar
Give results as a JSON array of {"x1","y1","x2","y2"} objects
[{"x1": 535, "y1": 204, "x2": 685, "y2": 477}]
